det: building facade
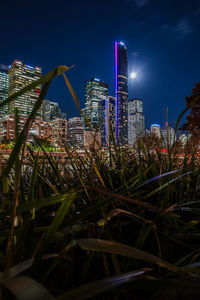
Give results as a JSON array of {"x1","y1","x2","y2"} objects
[
  {"x1": 115, "y1": 42, "x2": 128, "y2": 145},
  {"x1": 0, "y1": 65, "x2": 9, "y2": 118},
  {"x1": 150, "y1": 124, "x2": 161, "y2": 139},
  {"x1": 8, "y1": 60, "x2": 42, "y2": 118},
  {"x1": 68, "y1": 117, "x2": 84, "y2": 147},
  {"x1": 0, "y1": 114, "x2": 53, "y2": 144},
  {"x1": 82, "y1": 78, "x2": 108, "y2": 133},
  {"x1": 51, "y1": 118, "x2": 67, "y2": 146},
  {"x1": 42, "y1": 100, "x2": 66, "y2": 122},
  {"x1": 105, "y1": 96, "x2": 116, "y2": 145},
  {"x1": 162, "y1": 125, "x2": 176, "y2": 147},
  {"x1": 84, "y1": 130, "x2": 101, "y2": 150},
  {"x1": 128, "y1": 98, "x2": 144, "y2": 145},
  {"x1": 178, "y1": 133, "x2": 191, "y2": 146}
]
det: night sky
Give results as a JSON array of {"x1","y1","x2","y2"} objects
[{"x1": 1, "y1": 0, "x2": 200, "y2": 128}]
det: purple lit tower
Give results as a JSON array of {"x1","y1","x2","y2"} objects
[{"x1": 115, "y1": 41, "x2": 128, "y2": 145}]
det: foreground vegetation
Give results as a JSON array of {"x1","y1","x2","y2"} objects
[{"x1": 0, "y1": 66, "x2": 200, "y2": 299}]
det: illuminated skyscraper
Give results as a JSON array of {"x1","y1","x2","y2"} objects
[
  {"x1": 128, "y1": 98, "x2": 144, "y2": 145},
  {"x1": 82, "y1": 77, "x2": 108, "y2": 133},
  {"x1": 8, "y1": 60, "x2": 42, "y2": 118},
  {"x1": 0, "y1": 64, "x2": 9, "y2": 118},
  {"x1": 115, "y1": 41, "x2": 128, "y2": 144}
]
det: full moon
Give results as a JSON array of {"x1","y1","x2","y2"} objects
[{"x1": 130, "y1": 72, "x2": 136, "y2": 79}]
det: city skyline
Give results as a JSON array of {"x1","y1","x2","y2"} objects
[
  {"x1": 0, "y1": 41, "x2": 192, "y2": 130},
  {"x1": 1, "y1": 0, "x2": 200, "y2": 128},
  {"x1": 0, "y1": 52, "x2": 195, "y2": 133}
]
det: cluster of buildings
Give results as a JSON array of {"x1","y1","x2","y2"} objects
[
  {"x1": 0, "y1": 61, "x2": 79, "y2": 148},
  {"x1": 0, "y1": 42, "x2": 185, "y2": 150},
  {"x1": 0, "y1": 61, "x2": 66, "y2": 146},
  {"x1": 0, "y1": 61, "x2": 103, "y2": 149},
  {"x1": 81, "y1": 42, "x2": 145, "y2": 147},
  {"x1": 150, "y1": 123, "x2": 176, "y2": 147}
]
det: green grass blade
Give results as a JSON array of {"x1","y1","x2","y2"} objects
[
  {"x1": 0, "y1": 275, "x2": 55, "y2": 300},
  {"x1": 75, "y1": 239, "x2": 179, "y2": 272},
  {"x1": 34, "y1": 137, "x2": 64, "y2": 187},
  {"x1": 0, "y1": 259, "x2": 34, "y2": 280},
  {"x1": 27, "y1": 153, "x2": 39, "y2": 203},
  {"x1": 63, "y1": 73, "x2": 80, "y2": 109},
  {"x1": 134, "y1": 168, "x2": 183, "y2": 190},
  {"x1": 44, "y1": 192, "x2": 76, "y2": 241},
  {"x1": 144, "y1": 171, "x2": 192, "y2": 199},
  {"x1": 0, "y1": 192, "x2": 77, "y2": 219}
]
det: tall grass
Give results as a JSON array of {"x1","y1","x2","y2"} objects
[{"x1": 0, "y1": 66, "x2": 200, "y2": 299}]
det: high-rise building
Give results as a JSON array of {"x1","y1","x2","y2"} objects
[
  {"x1": 105, "y1": 96, "x2": 116, "y2": 145},
  {"x1": 150, "y1": 124, "x2": 161, "y2": 138},
  {"x1": 68, "y1": 117, "x2": 84, "y2": 147},
  {"x1": 42, "y1": 100, "x2": 66, "y2": 122},
  {"x1": 162, "y1": 125, "x2": 176, "y2": 147},
  {"x1": 128, "y1": 98, "x2": 144, "y2": 145},
  {"x1": 82, "y1": 78, "x2": 108, "y2": 132},
  {"x1": 115, "y1": 41, "x2": 128, "y2": 145},
  {"x1": 8, "y1": 60, "x2": 42, "y2": 118},
  {"x1": 0, "y1": 64, "x2": 9, "y2": 118}
]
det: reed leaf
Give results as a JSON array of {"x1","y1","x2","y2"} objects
[
  {"x1": 58, "y1": 268, "x2": 152, "y2": 300},
  {"x1": 0, "y1": 275, "x2": 55, "y2": 300},
  {"x1": 44, "y1": 191, "x2": 76, "y2": 241},
  {"x1": 75, "y1": 239, "x2": 179, "y2": 272}
]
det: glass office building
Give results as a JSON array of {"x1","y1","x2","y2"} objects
[
  {"x1": 8, "y1": 60, "x2": 42, "y2": 118},
  {"x1": 82, "y1": 77, "x2": 108, "y2": 134},
  {"x1": 105, "y1": 96, "x2": 116, "y2": 145},
  {"x1": 115, "y1": 42, "x2": 128, "y2": 145},
  {"x1": 0, "y1": 64, "x2": 9, "y2": 118},
  {"x1": 128, "y1": 98, "x2": 144, "y2": 145}
]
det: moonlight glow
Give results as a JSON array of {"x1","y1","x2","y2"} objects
[{"x1": 130, "y1": 72, "x2": 136, "y2": 79}]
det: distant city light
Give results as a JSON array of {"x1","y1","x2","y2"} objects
[
  {"x1": 25, "y1": 65, "x2": 34, "y2": 69},
  {"x1": 151, "y1": 124, "x2": 160, "y2": 127},
  {"x1": 119, "y1": 42, "x2": 125, "y2": 46},
  {"x1": 130, "y1": 72, "x2": 136, "y2": 79}
]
